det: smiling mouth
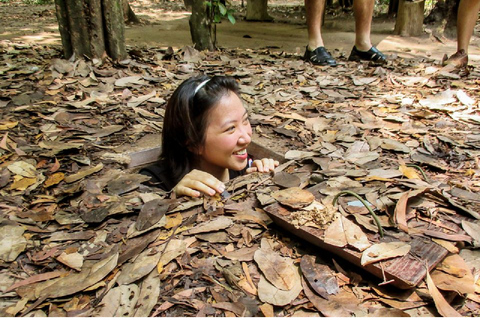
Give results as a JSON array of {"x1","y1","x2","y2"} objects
[{"x1": 233, "y1": 149, "x2": 247, "y2": 155}]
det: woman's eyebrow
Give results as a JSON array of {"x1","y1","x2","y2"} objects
[{"x1": 220, "y1": 110, "x2": 248, "y2": 128}]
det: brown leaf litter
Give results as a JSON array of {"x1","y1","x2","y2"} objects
[{"x1": 0, "y1": 37, "x2": 479, "y2": 317}]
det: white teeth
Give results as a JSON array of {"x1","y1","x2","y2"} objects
[{"x1": 235, "y1": 149, "x2": 247, "y2": 155}]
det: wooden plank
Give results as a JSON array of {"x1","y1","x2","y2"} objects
[
  {"x1": 128, "y1": 147, "x2": 162, "y2": 169},
  {"x1": 263, "y1": 202, "x2": 449, "y2": 289},
  {"x1": 246, "y1": 141, "x2": 286, "y2": 164}
]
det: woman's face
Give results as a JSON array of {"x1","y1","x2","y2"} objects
[{"x1": 197, "y1": 91, "x2": 252, "y2": 180}]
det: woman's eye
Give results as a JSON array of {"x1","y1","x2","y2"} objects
[{"x1": 226, "y1": 126, "x2": 235, "y2": 132}]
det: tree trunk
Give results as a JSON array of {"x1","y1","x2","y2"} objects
[
  {"x1": 123, "y1": 0, "x2": 140, "y2": 24},
  {"x1": 388, "y1": 0, "x2": 399, "y2": 16},
  {"x1": 88, "y1": 0, "x2": 106, "y2": 59},
  {"x1": 189, "y1": 0, "x2": 214, "y2": 51},
  {"x1": 394, "y1": 0, "x2": 425, "y2": 36},
  {"x1": 54, "y1": 0, "x2": 127, "y2": 60},
  {"x1": 54, "y1": 0, "x2": 73, "y2": 58},
  {"x1": 425, "y1": 0, "x2": 458, "y2": 36},
  {"x1": 246, "y1": 0, "x2": 273, "y2": 21},
  {"x1": 184, "y1": 0, "x2": 193, "y2": 11},
  {"x1": 103, "y1": 0, "x2": 127, "y2": 60},
  {"x1": 65, "y1": 0, "x2": 92, "y2": 58}
]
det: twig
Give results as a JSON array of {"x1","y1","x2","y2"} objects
[
  {"x1": 333, "y1": 190, "x2": 384, "y2": 237},
  {"x1": 406, "y1": 163, "x2": 428, "y2": 181},
  {"x1": 378, "y1": 262, "x2": 395, "y2": 286}
]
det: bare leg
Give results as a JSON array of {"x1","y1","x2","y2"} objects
[
  {"x1": 457, "y1": 0, "x2": 480, "y2": 54},
  {"x1": 353, "y1": 0, "x2": 375, "y2": 51},
  {"x1": 305, "y1": 0, "x2": 326, "y2": 50}
]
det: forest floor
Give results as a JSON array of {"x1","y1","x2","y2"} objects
[
  {"x1": 0, "y1": 0, "x2": 480, "y2": 317},
  {"x1": 0, "y1": 0, "x2": 480, "y2": 63}
]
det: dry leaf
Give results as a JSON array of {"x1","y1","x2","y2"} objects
[
  {"x1": 0, "y1": 132, "x2": 9, "y2": 150},
  {"x1": 394, "y1": 191, "x2": 410, "y2": 233},
  {"x1": 284, "y1": 150, "x2": 318, "y2": 160},
  {"x1": 257, "y1": 272, "x2": 302, "y2": 306},
  {"x1": 164, "y1": 212, "x2": 183, "y2": 229},
  {"x1": 223, "y1": 245, "x2": 259, "y2": 261},
  {"x1": 361, "y1": 242, "x2": 411, "y2": 266},
  {"x1": 135, "y1": 198, "x2": 174, "y2": 231},
  {"x1": 462, "y1": 220, "x2": 480, "y2": 247},
  {"x1": 158, "y1": 239, "x2": 187, "y2": 267},
  {"x1": 56, "y1": 252, "x2": 83, "y2": 271},
  {"x1": 93, "y1": 284, "x2": 140, "y2": 317},
  {"x1": 115, "y1": 75, "x2": 145, "y2": 87},
  {"x1": 212, "y1": 302, "x2": 245, "y2": 316},
  {"x1": 399, "y1": 164, "x2": 421, "y2": 179},
  {"x1": 237, "y1": 262, "x2": 257, "y2": 295},
  {"x1": 324, "y1": 214, "x2": 371, "y2": 251},
  {"x1": 271, "y1": 187, "x2": 315, "y2": 209},
  {"x1": 0, "y1": 225, "x2": 27, "y2": 262},
  {"x1": 301, "y1": 277, "x2": 353, "y2": 317},
  {"x1": 5, "y1": 271, "x2": 64, "y2": 293},
  {"x1": 64, "y1": 163, "x2": 103, "y2": 183},
  {"x1": 5, "y1": 297, "x2": 29, "y2": 316},
  {"x1": 184, "y1": 216, "x2": 233, "y2": 235},
  {"x1": 10, "y1": 176, "x2": 37, "y2": 191},
  {"x1": 7, "y1": 161, "x2": 37, "y2": 178},
  {"x1": 432, "y1": 239, "x2": 459, "y2": 254},
  {"x1": 431, "y1": 254, "x2": 475, "y2": 295},
  {"x1": 0, "y1": 120, "x2": 18, "y2": 130},
  {"x1": 273, "y1": 171, "x2": 301, "y2": 188},
  {"x1": 259, "y1": 303, "x2": 274, "y2": 317},
  {"x1": 425, "y1": 269, "x2": 462, "y2": 317},
  {"x1": 436, "y1": 254, "x2": 470, "y2": 278},
  {"x1": 117, "y1": 248, "x2": 162, "y2": 285},
  {"x1": 17, "y1": 252, "x2": 118, "y2": 300},
  {"x1": 44, "y1": 172, "x2": 64, "y2": 188},
  {"x1": 300, "y1": 255, "x2": 338, "y2": 299},
  {"x1": 133, "y1": 269, "x2": 161, "y2": 317},
  {"x1": 254, "y1": 248, "x2": 298, "y2": 291}
]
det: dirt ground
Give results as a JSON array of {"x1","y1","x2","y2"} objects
[{"x1": 0, "y1": 0, "x2": 479, "y2": 65}]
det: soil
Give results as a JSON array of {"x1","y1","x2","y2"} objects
[{"x1": 0, "y1": 0, "x2": 479, "y2": 64}]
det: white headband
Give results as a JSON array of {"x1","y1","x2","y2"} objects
[{"x1": 194, "y1": 79, "x2": 210, "y2": 95}]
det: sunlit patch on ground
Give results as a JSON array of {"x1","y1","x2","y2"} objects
[{"x1": 0, "y1": 0, "x2": 478, "y2": 67}]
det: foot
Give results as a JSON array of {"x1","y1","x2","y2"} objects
[
  {"x1": 442, "y1": 50, "x2": 468, "y2": 68},
  {"x1": 348, "y1": 46, "x2": 387, "y2": 65},
  {"x1": 303, "y1": 46, "x2": 337, "y2": 67}
]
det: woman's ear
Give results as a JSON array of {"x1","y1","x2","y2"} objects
[{"x1": 187, "y1": 143, "x2": 203, "y2": 156}]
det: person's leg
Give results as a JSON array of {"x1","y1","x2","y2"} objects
[
  {"x1": 444, "y1": 0, "x2": 480, "y2": 66},
  {"x1": 353, "y1": 0, "x2": 375, "y2": 51},
  {"x1": 305, "y1": 0, "x2": 325, "y2": 50},
  {"x1": 304, "y1": 0, "x2": 337, "y2": 66},
  {"x1": 457, "y1": 0, "x2": 480, "y2": 54},
  {"x1": 348, "y1": 0, "x2": 386, "y2": 64}
]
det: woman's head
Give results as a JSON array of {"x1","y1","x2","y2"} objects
[{"x1": 161, "y1": 75, "x2": 252, "y2": 183}]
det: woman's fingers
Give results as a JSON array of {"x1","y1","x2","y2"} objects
[
  {"x1": 246, "y1": 167, "x2": 258, "y2": 173},
  {"x1": 174, "y1": 170, "x2": 225, "y2": 197},
  {"x1": 250, "y1": 158, "x2": 279, "y2": 173},
  {"x1": 173, "y1": 185, "x2": 201, "y2": 198}
]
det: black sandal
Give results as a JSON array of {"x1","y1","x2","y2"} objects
[
  {"x1": 303, "y1": 46, "x2": 337, "y2": 67},
  {"x1": 348, "y1": 46, "x2": 387, "y2": 65}
]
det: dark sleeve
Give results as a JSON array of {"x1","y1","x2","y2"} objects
[
  {"x1": 229, "y1": 167, "x2": 247, "y2": 180},
  {"x1": 139, "y1": 162, "x2": 176, "y2": 191}
]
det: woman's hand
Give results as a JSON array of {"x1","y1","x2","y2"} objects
[
  {"x1": 246, "y1": 158, "x2": 279, "y2": 173},
  {"x1": 173, "y1": 169, "x2": 225, "y2": 198}
]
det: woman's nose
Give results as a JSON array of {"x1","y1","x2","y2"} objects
[{"x1": 238, "y1": 123, "x2": 252, "y2": 145}]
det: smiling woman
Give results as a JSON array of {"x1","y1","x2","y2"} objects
[{"x1": 140, "y1": 75, "x2": 279, "y2": 198}]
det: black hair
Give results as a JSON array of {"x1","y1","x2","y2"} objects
[{"x1": 160, "y1": 75, "x2": 241, "y2": 186}]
